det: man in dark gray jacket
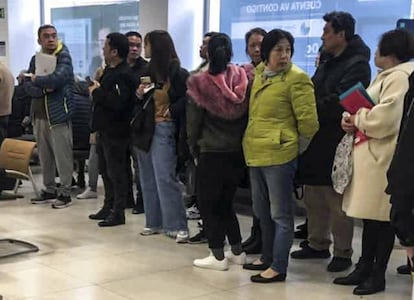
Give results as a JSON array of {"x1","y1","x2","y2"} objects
[
  {"x1": 292, "y1": 11, "x2": 371, "y2": 272},
  {"x1": 24, "y1": 24, "x2": 74, "y2": 208}
]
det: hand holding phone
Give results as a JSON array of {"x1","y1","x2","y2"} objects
[{"x1": 85, "y1": 76, "x2": 94, "y2": 86}]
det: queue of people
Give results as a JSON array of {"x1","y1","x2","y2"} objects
[{"x1": 0, "y1": 9, "x2": 412, "y2": 298}]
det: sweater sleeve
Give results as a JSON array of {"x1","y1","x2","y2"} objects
[{"x1": 355, "y1": 71, "x2": 409, "y2": 139}]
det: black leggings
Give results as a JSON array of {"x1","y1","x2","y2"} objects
[{"x1": 197, "y1": 152, "x2": 244, "y2": 249}]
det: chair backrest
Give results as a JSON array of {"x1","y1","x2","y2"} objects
[{"x1": 0, "y1": 138, "x2": 36, "y2": 175}]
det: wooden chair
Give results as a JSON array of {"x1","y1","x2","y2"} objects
[{"x1": 0, "y1": 138, "x2": 40, "y2": 199}]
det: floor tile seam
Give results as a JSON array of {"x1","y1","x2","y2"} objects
[{"x1": 93, "y1": 284, "x2": 136, "y2": 300}]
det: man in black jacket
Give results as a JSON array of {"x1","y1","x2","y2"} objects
[
  {"x1": 88, "y1": 32, "x2": 138, "y2": 226},
  {"x1": 292, "y1": 11, "x2": 371, "y2": 272},
  {"x1": 386, "y1": 71, "x2": 414, "y2": 272},
  {"x1": 125, "y1": 31, "x2": 148, "y2": 214}
]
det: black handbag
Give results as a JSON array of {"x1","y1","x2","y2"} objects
[{"x1": 130, "y1": 89, "x2": 155, "y2": 152}]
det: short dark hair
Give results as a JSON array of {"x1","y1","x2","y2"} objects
[
  {"x1": 125, "y1": 31, "x2": 142, "y2": 40},
  {"x1": 261, "y1": 29, "x2": 294, "y2": 62},
  {"x1": 208, "y1": 33, "x2": 233, "y2": 75},
  {"x1": 38, "y1": 24, "x2": 57, "y2": 38},
  {"x1": 378, "y1": 29, "x2": 414, "y2": 62},
  {"x1": 245, "y1": 27, "x2": 267, "y2": 54},
  {"x1": 106, "y1": 32, "x2": 129, "y2": 59},
  {"x1": 323, "y1": 11, "x2": 355, "y2": 41}
]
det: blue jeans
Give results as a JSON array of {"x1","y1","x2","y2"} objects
[
  {"x1": 250, "y1": 159, "x2": 297, "y2": 274},
  {"x1": 135, "y1": 122, "x2": 187, "y2": 232}
]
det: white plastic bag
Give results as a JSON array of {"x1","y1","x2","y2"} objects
[{"x1": 332, "y1": 133, "x2": 354, "y2": 194}]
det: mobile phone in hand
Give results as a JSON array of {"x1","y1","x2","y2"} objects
[{"x1": 85, "y1": 76, "x2": 94, "y2": 86}]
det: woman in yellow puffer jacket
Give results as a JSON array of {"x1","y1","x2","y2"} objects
[{"x1": 242, "y1": 29, "x2": 319, "y2": 283}]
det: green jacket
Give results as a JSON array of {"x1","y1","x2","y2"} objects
[{"x1": 243, "y1": 63, "x2": 319, "y2": 167}]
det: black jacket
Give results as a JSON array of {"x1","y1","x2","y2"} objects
[
  {"x1": 130, "y1": 57, "x2": 148, "y2": 81},
  {"x1": 131, "y1": 61, "x2": 189, "y2": 152},
  {"x1": 386, "y1": 72, "x2": 414, "y2": 246},
  {"x1": 91, "y1": 61, "x2": 137, "y2": 138},
  {"x1": 72, "y1": 81, "x2": 91, "y2": 150},
  {"x1": 297, "y1": 35, "x2": 371, "y2": 185},
  {"x1": 7, "y1": 85, "x2": 31, "y2": 137}
]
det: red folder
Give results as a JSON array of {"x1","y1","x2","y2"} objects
[
  {"x1": 339, "y1": 82, "x2": 374, "y2": 114},
  {"x1": 339, "y1": 82, "x2": 375, "y2": 145}
]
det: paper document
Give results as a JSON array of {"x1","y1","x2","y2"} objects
[{"x1": 35, "y1": 52, "x2": 57, "y2": 75}]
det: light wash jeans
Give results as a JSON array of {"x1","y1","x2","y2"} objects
[
  {"x1": 135, "y1": 122, "x2": 187, "y2": 232},
  {"x1": 250, "y1": 159, "x2": 297, "y2": 274}
]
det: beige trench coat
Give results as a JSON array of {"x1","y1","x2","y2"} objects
[{"x1": 343, "y1": 62, "x2": 414, "y2": 221}]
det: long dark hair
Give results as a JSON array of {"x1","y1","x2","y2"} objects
[
  {"x1": 145, "y1": 30, "x2": 180, "y2": 82},
  {"x1": 208, "y1": 33, "x2": 233, "y2": 75}
]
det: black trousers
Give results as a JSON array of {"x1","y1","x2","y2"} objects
[
  {"x1": 127, "y1": 146, "x2": 144, "y2": 208},
  {"x1": 197, "y1": 151, "x2": 244, "y2": 249},
  {"x1": 361, "y1": 219, "x2": 395, "y2": 271},
  {"x1": 97, "y1": 132, "x2": 130, "y2": 214},
  {"x1": 0, "y1": 115, "x2": 8, "y2": 145}
]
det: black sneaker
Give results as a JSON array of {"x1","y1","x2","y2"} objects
[
  {"x1": 327, "y1": 257, "x2": 352, "y2": 272},
  {"x1": 89, "y1": 207, "x2": 111, "y2": 220},
  {"x1": 188, "y1": 230, "x2": 208, "y2": 244},
  {"x1": 291, "y1": 243, "x2": 331, "y2": 259},
  {"x1": 397, "y1": 264, "x2": 411, "y2": 275},
  {"x1": 31, "y1": 190, "x2": 57, "y2": 204},
  {"x1": 51, "y1": 195, "x2": 72, "y2": 209}
]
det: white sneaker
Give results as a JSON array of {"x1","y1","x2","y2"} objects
[
  {"x1": 175, "y1": 230, "x2": 189, "y2": 243},
  {"x1": 225, "y1": 251, "x2": 246, "y2": 265},
  {"x1": 76, "y1": 187, "x2": 97, "y2": 199},
  {"x1": 193, "y1": 255, "x2": 229, "y2": 271}
]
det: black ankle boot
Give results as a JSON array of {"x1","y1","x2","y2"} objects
[
  {"x1": 242, "y1": 216, "x2": 260, "y2": 244},
  {"x1": 242, "y1": 218, "x2": 262, "y2": 254},
  {"x1": 294, "y1": 220, "x2": 308, "y2": 239},
  {"x1": 333, "y1": 258, "x2": 373, "y2": 285},
  {"x1": 353, "y1": 267, "x2": 385, "y2": 296},
  {"x1": 243, "y1": 237, "x2": 262, "y2": 255}
]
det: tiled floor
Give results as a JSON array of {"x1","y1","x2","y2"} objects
[{"x1": 0, "y1": 172, "x2": 411, "y2": 300}]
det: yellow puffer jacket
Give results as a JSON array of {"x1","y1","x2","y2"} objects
[{"x1": 243, "y1": 62, "x2": 319, "y2": 167}]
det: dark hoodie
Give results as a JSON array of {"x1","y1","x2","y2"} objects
[
  {"x1": 186, "y1": 64, "x2": 248, "y2": 155},
  {"x1": 297, "y1": 34, "x2": 371, "y2": 185}
]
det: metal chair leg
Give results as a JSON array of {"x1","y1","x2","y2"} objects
[{"x1": 28, "y1": 167, "x2": 40, "y2": 199}]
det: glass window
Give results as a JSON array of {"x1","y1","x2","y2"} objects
[
  {"x1": 218, "y1": 0, "x2": 414, "y2": 77},
  {"x1": 43, "y1": 0, "x2": 139, "y2": 78}
]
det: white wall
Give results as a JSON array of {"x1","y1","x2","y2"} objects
[
  {"x1": 168, "y1": 0, "x2": 204, "y2": 70},
  {"x1": 3, "y1": 0, "x2": 204, "y2": 76},
  {"x1": 139, "y1": 0, "x2": 168, "y2": 35},
  {"x1": 7, "y1": 0, "x2": 41, "y2": 78},
  {"x1": 139, "y1": 0, "x2": 204, "y2": 70}
]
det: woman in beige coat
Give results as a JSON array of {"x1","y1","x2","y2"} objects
[{"x1": 334, "y1": 29, "x2": 414, "y2": 295}]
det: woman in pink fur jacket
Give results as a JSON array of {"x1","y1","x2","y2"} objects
[{"x1": 187, "y1": 33, "x2": 249, "y2": 271}]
